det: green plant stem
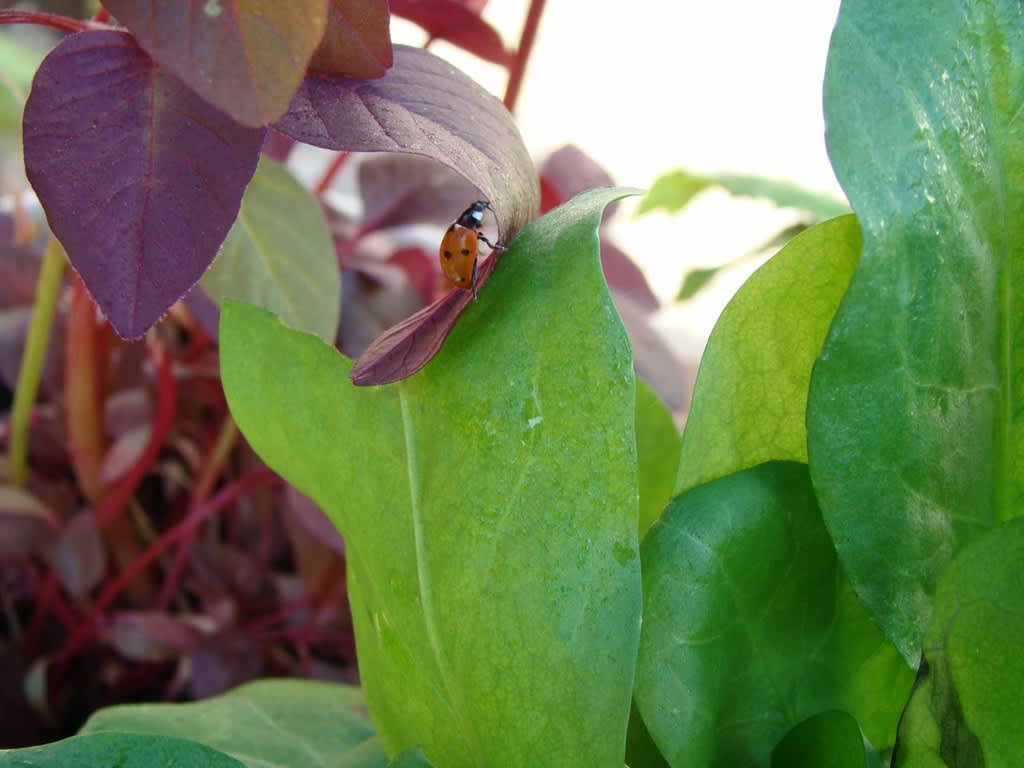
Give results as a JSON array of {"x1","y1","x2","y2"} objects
[{"x1": 9, "y1": 235, "x2": 65, "y2": 486}]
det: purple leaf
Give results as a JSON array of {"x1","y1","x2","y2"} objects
[
  {"x1": 23, "y1": 30, "x2": 264, "y2": 339},
  {"x1": 276, "y1": 45, "x2": 538, "y2": 384},
  {"x1": 357, "y1": 153, "x2": 479, "y2": 231}
]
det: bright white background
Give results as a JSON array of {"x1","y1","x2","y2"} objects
[{"x1": 396, "y1": 1, "x2": 846, "y2": 369}]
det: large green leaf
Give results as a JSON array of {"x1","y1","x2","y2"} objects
[
  {"x1": 893, "y1": 518, "x2": 1024, "y2": 767},
  {"x1": 202, "y1": 156, "x2": 340, "y2": 343},
  {"x1": 636, "y1": 379, "x2": 680, "y2": 539},
  {"x1": 807, "y1": 0, "x2": 1024, "y2": 663},
  {"x1": 676, "y1": 215, "x2": 861, "y2": 495},
  {"x1": 770, "y1": 711, "x2": 869, "y2": 768},
  {"x1": 220, "y1": 188, "x2": 642, "y2": 766},
  {"x1": 636, "y1": 462, "x2": 911, "y2": 768},
  {"x1": 0, "y1": 731, "x2": 243, "y2": 767},
  {"x1": 81, "y1": 679, "x2": 385, "y2": 768}
]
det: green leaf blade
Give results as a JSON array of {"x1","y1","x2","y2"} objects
[
  {"x1": 808, "y1": 0, "x2": 1024, "y2": 663},
  {"x1": 637, "y1": 462, "x2": 911, "y2": 768},
  {"x1": 676, "y1": 215, "x2": 861, "y2": 495},
  {"x1": 636, "y1": 379, "x2": 680, "y2": 539},
  {"x1": 221, "y1": 188, "x2": 642, "y2": 766},
  {"x1": 0, "y1": 732, "x2": 244, "y2": 768},
  {"x1": 80, "y1": 679, "x2": 385, "y2": 768},
  {"x1": 202, "y1": 156, "x2": 340, "y2": 343},
  {"x1": 894, "y1": 518, "x2": 1024, "y2": 766},
  {"x1": 770, "y1": 710, "x2": 869, "y2": 768}
]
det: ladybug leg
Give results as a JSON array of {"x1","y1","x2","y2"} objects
[
  {"x1": 477, "y1": 233, "x2": 504, "y2": 251},
  {"x1": 471, "y1": 257, "x2": 478, "y2": 301}
]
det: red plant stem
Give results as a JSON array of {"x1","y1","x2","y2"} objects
[
  {"x1": 65, "y1": 277, "x2": 110, "y2": 504},
  {"x1": 92, "y1": 6, "x2": 110, "y2": 23},
  {"x1": 0, "y1": 10, "x2": 89, "y2": 34},
  {"x1": 502, "y1": 0, "x2": 547, "y2": 113},
  {"x1": 58, "y1": 469, "x2": 281, "y2": 661},
  {"x1": 155, "y1": 416, "x2": 239, "y2": 609},
  {"x1": 242, "y1": 594, "x2": 314, "y2": 633},
  {"x1": 94, "y1": 338, "x2": 177, "y2": 528},
  {"x1": 313, "y1": 151, "x2": 351, "y2": 197}
]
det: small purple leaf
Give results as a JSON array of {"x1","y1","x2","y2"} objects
[
  {"x1": 349, "y1": 254, "x2": 497, "y2": 385},
  {"x1": 23, "y1": 31, "x2": 264, "y2": 339},
  {"x1": 275, "y1": 45, "x2": 538, "y2": 384}
]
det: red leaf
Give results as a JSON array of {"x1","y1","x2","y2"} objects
[
  {"x1": 275, "y1": 45, "x2": 538, "y2": 383},
  {"x1": 23, "y1": 31, "x2": 264, "y2": 339},
  {"x1": 390, "y1": 0, "x2": 512, "y2": 67},
  {"x1": 103, "y1": 0, "x2": 329, "y2": 127},
  {"x1": 311, "y1": 0, "x2": 394, "y2": 78}
]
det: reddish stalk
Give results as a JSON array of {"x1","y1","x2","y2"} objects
[
  {"x1": 155, "y1": 416, "x2": 240, "y2": 610},
  {"x1": 92, "y1": 6, "x2": 110, "y2": 23},
  {"x1": 65, "y1": 276, "x2": 110, "y2": 505},
  {"x1": 0, "y1": 10, "x2": 90, "y2": 34},
  {"x1": 313, "y1": 151, "x2": 352, "y2": 197},
  {"x1": 94, "y1": 338, "x2": 177, "y2": 528},
  {"x1": 58, "y1": 468, "x2": 281, "y2": 661},
  {"x1": 502, "y1": 0, "x2": 547, "y2": 113}
]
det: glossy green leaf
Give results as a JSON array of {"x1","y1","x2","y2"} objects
[
  {"x1": 82, "y1": 679, "x2": 385, "y2": 768},
  {"x1": 676, "y1": 216, "x2": 861, "y2": 495},
  {"x1": 386, "y1": 747, "x2": 434, "y2": 767},
  {"x1": 771, "y1": 711, "x2": 868, "y2": 768},
  {"x1": 625, "y1": 702, "x2": 671, "y2": 768},
  {"x1": 636, "y1": 462, "x2": 911, "y2": 768},
  {"x1": 220, "y1": 188, "x2": 642, "y2": 766},
  {"x1": 636, "y1": 379, "x2": 680, "y2": 539},
  {"x1": 0, "y1": 731, "x2": 243, "y2": 767},
  {"x1": 808, "y1": 0, "x2": 1024, "y2": 664},
  {"x1": 202, "y1": 156, "x2": 340, "y2": 343},
  {"x1": 104, "y1": 0, "x2": 328, "y2": 127},
  {"x1": 893, "y1": 518, "x2": 1024, "y2": 767},
  {"x1": 636, "y1": 169, "x2": 848, "y2": 220}
]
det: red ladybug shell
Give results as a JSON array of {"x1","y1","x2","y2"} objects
[{"x1": 439, "y1": 223, "x2": 479, "y2": 290}]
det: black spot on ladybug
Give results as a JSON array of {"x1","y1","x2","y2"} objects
[
  {"x1": 443, "y1": 250, "x2": 453, "y2": 259},
  {"x1": 461, "y1": 248, "x2": 470, "y2": 256}
]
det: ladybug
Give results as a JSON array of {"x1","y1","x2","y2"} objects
[{"x1": 439, "y1": 200, "x2": 500, "y2": 298}]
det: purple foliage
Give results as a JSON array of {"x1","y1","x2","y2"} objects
[
  {"x1": 276, "y1": 45, "x2": 537, "y2": 241},
  {"x1": 23, "y1": 30, "x2": 264, "y2": 339}
]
